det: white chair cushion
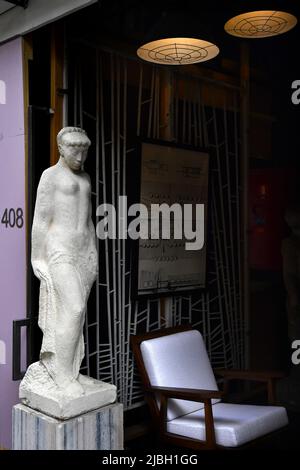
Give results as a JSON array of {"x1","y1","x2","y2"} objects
[
  {"x1": 140, "y1": 330, "x2": 220, "y2": 421},
  {"x1": 167, "y1": 402, "x2": 288, "y2": 447}
]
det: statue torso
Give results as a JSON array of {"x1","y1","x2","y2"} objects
[{"x1": 44, "y1": 164, "x2": 96, "y2": 263}]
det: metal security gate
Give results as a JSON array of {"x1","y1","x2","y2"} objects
[{"x1": 67, "y1": 41, "x2": 244, "y2": 409}]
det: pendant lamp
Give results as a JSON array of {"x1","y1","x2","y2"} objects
[
  {"x1": 137, "y1": 10, "x2": 219, "y2": 65},
  {"x1": 224, "y1": 10, "x2": 297, "y2": 38}
]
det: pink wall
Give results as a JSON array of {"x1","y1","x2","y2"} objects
[{"x1": 0, "y1": 38, "x2": 26, "y2": 449}]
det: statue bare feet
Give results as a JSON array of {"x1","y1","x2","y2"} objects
[
  {"x1": 78, "y1": 374, "x2": 102, "y2": 390},
  {"x1": 63, "y1": 378, "x2": 85, "y2": 398},
  {"x1": 55, "y1": 371, "x2": 85, "y2": 397},
  {"x1": 78, "y1": 373, "x2": 97, "y2": 386}
]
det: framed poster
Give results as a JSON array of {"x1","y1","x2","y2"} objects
[{"x1": 132, "y1": 140, "x2": 209, "y2": 297}]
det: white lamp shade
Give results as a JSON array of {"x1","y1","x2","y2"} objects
[
  {"x1": 137, "y1": 37, "x2": 219, "y2": 65},
  {"x1": 224, "y1": 10, "x2": 297, "y2": 38}
]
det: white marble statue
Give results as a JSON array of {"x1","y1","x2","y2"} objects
[{"x1": 20, "y1": 127, "x2": 116, "y2": 419}]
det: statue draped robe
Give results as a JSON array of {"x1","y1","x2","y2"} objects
[{"x1": 38, "y1": 250, "x2": 97, "y2": 383}]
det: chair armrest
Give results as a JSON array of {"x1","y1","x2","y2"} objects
[
  {"x1": 146, "y1": 386, "x2": 223, "y2": 402},
  {"x1": 214, "y1": 369, "x2": 285, "y2": 381},
  {"x1": 214, "y1": 369, "x2": 285, "y2": 405}
]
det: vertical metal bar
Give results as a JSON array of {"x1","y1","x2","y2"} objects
[
  {"x1": 147, "y1": 68, "x2": 155, "y2": 138},
  {"x1": 200, "y1": 84, "x2": 209, "y2": 149},
  {"x1": 233, "y1": 92, "x2": 243, "y2": 366},
  {"x1": 137, "y1": 64, "x2": 143, "y2": 137},
  {"x1": 110, "y1": 52, "x2": 118, "y2": 391},
  {"x1": 211, "y1": 188, "x2": 229, "y2": 367},
  {"x1": 201, "y1": 292, "x2": 207, "y2": 343},
  {"x1": 129, "y1": 302, "x2": 138, "y2": 406},
  {"x1": 193, "y1": 100, "x2": 198, "y2": 147},
  {"x1": 177, "y1": 298, "x2": 180, "y2": 326},
  {"x1": 95, "y1": 49, "x2": 100, "y2": 379},
  {"x1": 27, "y1": 106, "x2": 34, "y2": 321},
  {"x1": 173, "y1": 298, "x2": 178, "y2": 326},
  {"x1": 223, "y1": 99, "x2": 240, "y2": 366},
  {"x1": 240, "y1": 43, "x2": 250, "y2": 369},
  {"x1": 116, "y1": 56, "x2": 123, "y2": 400},
  {"x1": 63, "y1": 22, "x2": 68, "y2": 127},
  {"x1": 153, "y1": 70, "x2": 157, "y2": 139},
  {"x1": 206, "y1": 291, "x2": 211, "y2": 358},
  {"x1": 198, "y1": 87, "x2": 203, "y2": 148},
  {"x1": 76, "y1": 52, "x2": 90, "y2": 375},
  {"x1": 159, "y1": 68, "x2": 174, "y2": 329},
  {"x1": 146, "y1": 300, "x2": 150, "y2": 332},
  {"x1": 74, "y1": 62, "x2": 78, "y2": 126},
  {"x1": 27, "y1": 106, "x2": 34, "y2": 366},
  {"x1": 79, "y1": 61, "x2": 83, "y2": 128},
  {"x1": 84, "y1": 314, "x2": 90, "y2": 376},
  {"x1": 99, "y1": 52, "x2": 114, "y2": 383},
  {"x1": 182, "y1": 83, "x2": 186, "y2": 143},
  {"x1": 122, "y1": 57, "x2": 129, "y2": 408},
  {"x1": 157, "y1": 298, "x2": 161, "y2": 329},
  {"x1": 188, "y1": 97, "x2": 192, "y2": 144},
  {"x1": 155, "y1": 70, "x2": 160, "y2": 139},
  {"x1": 174, "y1": 75, "x2": 179, "y2": 142}
]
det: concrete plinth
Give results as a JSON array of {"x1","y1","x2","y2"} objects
[
  {"x1": 12, "y1": 402, "x2": 123, "y2": 450},
  {"x1": 20, "y1": 363, "x2": 117, "y2": 420}
]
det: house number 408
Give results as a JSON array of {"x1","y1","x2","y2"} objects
[{"x1": 1, "y1": 208, "x2": 24, "y2": 229}]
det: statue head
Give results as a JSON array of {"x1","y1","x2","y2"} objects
[
  {"x1": 285, "y1": 205, "x2": 300, "y2": 237},
  {"x1": 57, "y1": 127, "x2": 91, "y2": 171}
]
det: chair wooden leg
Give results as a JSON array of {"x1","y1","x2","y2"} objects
[
  {"x1": 159, "y1": 394, "x2": 168, "y2": 436},
  {"x1": 204, "y1": 400, "x2": 217, "y2": 449},
  {"x1": 267, "y1": 378, "x2": 276, "y2": 405},
  {"x1": 223, "y1": 378, "x2": 229, "y2": 398}
]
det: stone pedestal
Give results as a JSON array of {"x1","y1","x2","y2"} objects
[
  {"x1": 20, "y1": 363, "x2": 117, "y2": 420},
  {"x1": 12, "y1": 402, "x2": 123, "y2": 450}
]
